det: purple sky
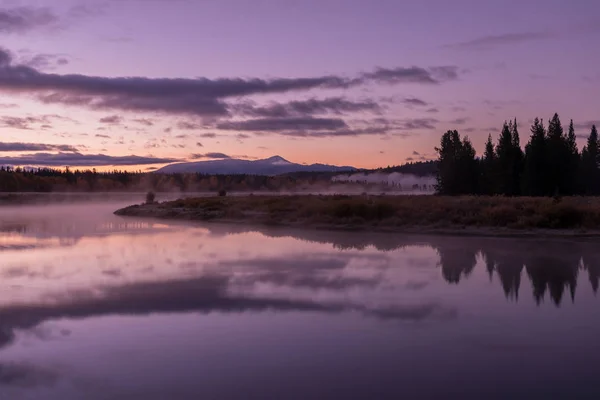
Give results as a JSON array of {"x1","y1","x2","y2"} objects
[{"x1": 0, "y1": 0, "x2": 599, "y2": 170}]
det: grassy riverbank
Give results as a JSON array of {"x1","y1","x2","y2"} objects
[{"x1": 114, "y1": 195, "x2": 600, "y2": 235}]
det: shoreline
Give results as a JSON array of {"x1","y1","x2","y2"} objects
[{"x1": 113, "y1": 195, "x2": 600, "y2": 238}]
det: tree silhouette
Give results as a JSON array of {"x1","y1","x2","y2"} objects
[
  {"x1": 434, "y1": 115, "x2": 600, "y2": 197},
  {"x1": 435, "y1": 130, "x2": 479, "y2": 195},
  {"x1": 480, "y1": 134, "x2": 498, "y2": 195},
  {"x1": 523, "y1": 118, "x2": 548, "y2": 196},
  {"x1": 581, "y1": 125, "x2": 599, "y2": 194}
]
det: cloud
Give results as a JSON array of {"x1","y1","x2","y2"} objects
[
  {"x1": 362, "y1": 66, "x2": 459, "y2": 84},
  {"x1": 20, "y1": 53, "x2": 70, "y2": 71},
  {"x1": 233, "y1": 97, "x2": 382, "y2": 118},
  {"x1": 412, "y1": 151, "x2": 420, "y2": 156},
  {"x1": 176, "y1": 121, "x2": 202, "y2": 130},
  {"x1": 402, "y1": 97, "x2": 428, "y2": 106},
  {"x1": 99, "y1": 115, "x2": 123, "y2": 124},
  {"x1": 449, "y1": 117, "x2": 469, "y2": 125},
  {"x1": 573, "y1": 121, "x2": 600, "y2": 131},
  {"x1": 446, "y1": 31, "x2": 552, "y2": 50},
  {"x1": 132, "y1": 118, "x2": 153, "y2": 126},
  {"x1": 0, "y1": 152, "x2": 179, "y2": 166},
  {"x1": 279, "y1": 126, "x2": 391, "y2": 138},
  {"x1": 426, "y1": 108, "x2": 439, "y2": 113},
  {"x1": 0, "y1": 142, "x2": 79, "y2": 152},
  {"x1": 199, "y1": 133, "x2": 217, "y2": 138},
  {"x1": 196, "y1": 142, "x2": 203, "y2": 147},
  {"x1": 399, "y1": 118, "x2": 438, "y2": 130},
  {"x1": 216, "y1": 116, "x2": 428, "y2": 138},
  {"x1": 0, "y1": 116, "x2": 50, "y2": 130},
  {"x1": 190, "y1": 152, "x2": 230, "y2": 160},
  {"x1": 217, "y1": 117, "x2": 349, "y2": 132},
  {"x1": 0, "y1": 7, "x2": 58, "y2": 34},
  {"x1": 0, "y1": 47, "x2": 460, "y2": 116},
  {"x1": 174, "y1": 134, "x2": 189, "y2": 139},
  {"x1": 95, "y1": 134, "x2": 111, "y2": 138}
]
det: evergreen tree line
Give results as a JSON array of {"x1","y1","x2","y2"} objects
[{"x1": 436, "y1": 113, "x2": 599, "y2": 196}]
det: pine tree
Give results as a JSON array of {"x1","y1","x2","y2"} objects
[
  {"x1": 436, "y1": 130, "x2": 478, "y2": 194},
  {"x1": 565, "y1": 120, "x2": 580, "y2": 194},
  {"x1": 523, "y1": 118, "x2": 548, "y2": 196},
  {"x1": 581, "y1": 125, "x2": 599, "y2": 194},
  {"x1": 495, "y1": 120, "x2": 522, "y2": 195},
  {"x1": 546, "y1": 113, "x2": 568, "y2": 195},
  {"x1": 496, "y1": 122, "x2": 514, "y2": 195},
  {"x1": 481, "y1": 134, "x2": 497, "y2": 194},
  {"x1": 511, "y1": 118, "x2": 524, "y2": 195}
]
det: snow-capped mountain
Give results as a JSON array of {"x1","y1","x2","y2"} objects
[{"x1": 156, "y1": 156, "x2": 356, "y2": 175}]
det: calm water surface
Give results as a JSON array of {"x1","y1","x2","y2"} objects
[{"x1": 1, "y1": 198, "x2": 600, "y2": 399}]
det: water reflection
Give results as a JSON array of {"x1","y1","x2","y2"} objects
[{"x1": 2, "y1": 204, "x2": 600, "y2": 398}]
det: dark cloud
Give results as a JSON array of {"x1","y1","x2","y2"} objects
[
  {"x1": 236, "y1": 133, "x2": 251, "y2": 140},
  {"x1": 426, "y1": 108, "x2": 439, "y2": 113},
  {"x1": 233, "y1": 97, "x2": 382, "y2": 118},
  {"x1": 279, "y1": 126, "x2": 391, "y2": 138},
  {"x1": 190, "y1": 152, "x2": 231, "y2": 160},
  {"x1": 0, "y1": 152, "x2": 179, "y2": 166},
  {"x1": 0, "y1": 116, "x2": 50, "y2": 130},
  {"x1": 412, "y1": 151, "x2": 420, "y2": 156},
  {"x1": 174, "y1": 134, "x2": 189, "y2": 139},
  {"x1": 223, "y1": 116, "x2": 429, "y2": 138},
  {"x1": 446, "y1": 31, "x2": 552, "y2": 50},
  {"x1": 99, "y1": 115, "x2": 123, "y2": 124},
  {"x1": 0, "y1": 7, "x2": 58, "y2": 34},
  {"x1": 217, "y1": 117, "x2": 348, "y2": 132},
  {"x1": 0, "y1": 142, "x2": 78, "y2": 152},
  {"x1": 95, "y1": 134, "x2": 111, "y2": 138},
  {"x1": 20, "y1": 53, "x2": 70, "y2": 71},
  {"x1": 196, "y1": 142, "x2": 203, "y2": 147},
  {"x1": 362, "y1": 66, "x2": 459, "y2": 84},
  {"x1": 402, "y1": 97, "x2": 428, "y2": 106},
  {"x1": 199, "y1": 133, "x2": 217, "y2": 138},
  {"x1": 0, "y1": 48, "x2": 459, "y2": 116}
]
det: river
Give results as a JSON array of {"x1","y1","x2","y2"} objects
[{"x1": 1, "y1": 197, "x2": 600, "y2": 399}]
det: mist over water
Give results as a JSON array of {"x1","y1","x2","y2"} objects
[
  {"x1": 332, "y1": 172, "x2": 436, "y2": 193},
  {"x1": 1, "y1": 197, "x2": 600, "y2": 399}
]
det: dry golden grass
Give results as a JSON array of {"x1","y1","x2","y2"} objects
[{"x1": 115, "y1": 194, "x2": 600, "y2": 231}]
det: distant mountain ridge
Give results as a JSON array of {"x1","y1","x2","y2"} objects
[{"x1": 156, "y1": 156, "x2": 356, "y2": 175}]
